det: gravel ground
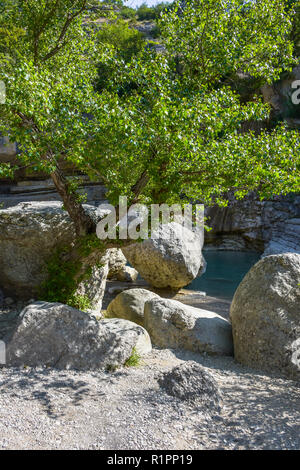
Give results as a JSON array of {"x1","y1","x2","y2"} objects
[
  {"x1": 0, "y1": 348, "x2": 299, "y2": 450},
  {"x1": 0, "y1": 292, "x2": 299, "y2": 450}
]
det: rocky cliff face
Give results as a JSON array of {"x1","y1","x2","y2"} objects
[
  {"x1": 0, "y1": 177, "x2": 107, "y2": 209},
  {"x1": 261, "y1": 65, "x2": 300, "y2": 127},
  {"x1": 205, "y1": 193, "x2": 300, "y2": 254}
]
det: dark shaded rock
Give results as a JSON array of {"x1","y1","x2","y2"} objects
[{"x1": 158, "y1": 362, "x2": 222, "y2": 413}]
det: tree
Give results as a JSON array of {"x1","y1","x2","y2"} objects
[
  {"x1": 95, "y1": 19, "x2": 146, "y2": 92},
  {"x1": 0, "y1": 0, "x2": 299, "y2": 304},
  {"x1": 136, "y1": 3, "x2": 156, "y2": 21},
  {"x1": 288, "y1": 0, "x2": 300, "y2": 55}
]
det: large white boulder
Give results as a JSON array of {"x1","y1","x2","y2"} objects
[
  {"x1": 230, "y1": 253, "x2": 300, "y2": 380},
  {"x1": 144, "y1": 298, "x2": 233, "y2": 356},
  {"x1": 0, "y1": 202, "x2": 123, "y2": 309},
  {"x1": 6, "y1": 302, "x2": 152, "y2": 370},
  {"x1": 122, "y1": 222, "x2": 204, "y2": 289},
  {"x1": 107, "y1": 288, "x2": 160, "y2": 326}
]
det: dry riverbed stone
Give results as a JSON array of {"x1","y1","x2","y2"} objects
[
  {"x1": 6, "y1": 301, "x2": 152, "y2": 370},
  {"x1": 144, "y1": 298, "x2": 233, "y2": 356},
  {"x1": 230, "y1": 253, "x2": 300, "y2": 380},
  {"x1": 158, "y1": 361, "x2": 222, "y2": 413},
  {"x1": 107, "y1": 288, "x2": 160, "y2": 326}
]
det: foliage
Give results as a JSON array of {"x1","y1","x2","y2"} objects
[
  {"x1": 288, "y1": 0, "x2": 300, "y2": 55},
  {"x1": 97, "y1": 19, "x2": 145, "y2": 62},
  {"x1": 0, "y1": 0, "x2": 299, "y2": 226},
  {"x1": 119, "y1": 5, "x2": 136, "y2": 20},
  {"x1": 124, "y1": 347, "x2": 141, "y2": 367},
  {"x1": 40, "y1": 235, "x2": 104, "y2": 307},
  {"x1": 40, "y1": 248, "x2": 84, "y2": 307},
  {"x1": 95, "y1": 19, "x2": 146, "y2": 92},
  {"x1": 136, "y1": 2, "x2": 171, "y2": 21},
  {"x1": 70, "y1": 294, "x2": 93, "y2": 311},
  {"x1": 159, "y1": 0, "x2": 297, "y2": 89},
  {"x1": 136, "y1": 3, "x2": 157, "y2": 21}
]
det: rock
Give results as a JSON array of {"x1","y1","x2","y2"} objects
[
  {"x1": 158, "y1": 362, "x2": 222, "y2": 413},
  {"x1": 205, "y1": 192, "x2": 300, "y2": 252},
  {"x1": 122, "y1": 222, "x2": 204, "y2": 289},
  {"x1": 6, "y1": 302, "x2": 152, "y2": 370},
  {"x1": 230, "y1": 253, "x2": 300, "y2": 380},
  {"x1": 107, "y1": 288, "x2": 160, "y2": 326},
  {"x1": 0, "y1": 309, "x2": 21, "y2": 341},
  {"x1": 261, "y1": 65, "x2": 300, "y2": 121},
  {"x1": 144, "y1": 298, "x2": 233, "y2": 356},
  {"x1": 4, "y1": 297, "x2": 14, "y2": 306},
  {"x1": 198, "y1": 254, "x2": 207, "y2": 277},
  {"x1": 115, "y1": 266, "x2": 139, "y2": 283},
  {"x1": 75, "y1": 263, "x2": 109, "y2": 313},
  {"x1": 263, "y1": 218, "x2": 300, "y2": 256},
  {"x1": 0, "y1": 202, "x2": 124, "y2": 310},
  {"x1": 108, "y1": 286, "x2": 126, "y2": 295},
  {"x1": 0, "y1": 289, "x2": 4, "y2": 305},
  {"x1": 0, "y1": 176, "x2": 108, "y2": 209},
  {"x1": 107, "y1": 249, "x2": 127, "y2": 279}
]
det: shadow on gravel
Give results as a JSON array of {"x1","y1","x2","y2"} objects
[
  {"x1": 170, "y1": 349, "x2": 300, "y2": 449},
  {"x1": 0, "y1": 368, "x2": 106, "y2": 419}
]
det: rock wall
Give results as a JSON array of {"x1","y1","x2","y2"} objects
[
  {"x1": 0, "y1": 177, "x2": 107, "y2": 209},
  {"x1": 205, "y1": 193, "x2": 300, "y2": 254},
  {"x1": 261, "y1": 65, "x2": 300, "y2": 127}
]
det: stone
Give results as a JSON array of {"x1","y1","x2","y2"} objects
[
  {"x1": 157, "y1": 361, "x2": 222, "y2": 413},
  {"x1": 75, "y1": 262, "x2": 109, "y2": 313},
  {"x1": 230, "y1": 253, "x2": 300, "y2": 380},
  {"x1": 107, "y1": 288, "x2": 160, "y2": 326},
  {"x1": 0, "y1": 176, "x2": 107, "y2": 209},
  {"x1": 0, "y1": 202, "x2": 123, "y2": 310},
  {"x1": 144, "y1": 298, "x2": 233, "y2": 356},
  {"x1": 122, "y1": 222, "x2": 204, "y2": 289},
  {"x1": 115, "y1": 266, "x2": 139, "y2": 283},
  {"x1": 261, "y1": 65, "x2": 300, "y2": 121},
  {"x1": 107, "y1": 248, "x2": 127, "y2": 279},
  {"x1": 263, "y1": 218, "x2": 300, "y2": 256},
  {"x1": 4, "y1": 297, "x2": 14, "y2": 306},
  {"x1": 205, "y1": 192, "x2": 300, "y2": 253},
  {"x1": 6, "y1": 302, "x2": 152, "y2": 370}
]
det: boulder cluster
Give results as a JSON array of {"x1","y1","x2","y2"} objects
[{"x1": 0, "y1": 201, "x2": 299, "y2": 382}]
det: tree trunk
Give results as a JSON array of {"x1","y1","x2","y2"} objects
[{"x1": 50, "y1": 167, "x2": 96, "y2": 237}]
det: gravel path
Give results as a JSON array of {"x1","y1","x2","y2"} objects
[
  {"x1": 0, "y1": 291, "x2": 299, "y2": 450},
  {"x1": 0, "y1": 348, "x2": 299, "y2": 450}
]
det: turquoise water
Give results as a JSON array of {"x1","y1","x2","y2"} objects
[{"x1": 187, "y1": 251, "x2": 260, "y2": 300}]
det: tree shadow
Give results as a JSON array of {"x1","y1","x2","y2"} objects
[
  {"x1": 170, "y1": 348, "x2": 300, "y2": 449},
  {"x1": 0, "y1": 368, "x2": 106, "y2": 419}
]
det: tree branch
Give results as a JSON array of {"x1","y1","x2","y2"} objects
[{"x1": 41, "y1": 0, "x2": 88, "y2": 62}]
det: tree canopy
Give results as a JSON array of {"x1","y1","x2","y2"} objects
[{"x1": 0, "y1": 0, "x2": 299, "y2": 236}]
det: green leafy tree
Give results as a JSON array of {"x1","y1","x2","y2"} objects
[
  {"x1": 136, "y1": 3, "x2": 156, "y2": 21},
  {"x1": 288, "y1": 0, "x2": 300, "y2": 54},
  {"x1": 0, "y1": 0, "x2": 299, "y2": 302},
  {"x1": 95, "y1": 19, "x2": 146, "y2": 92},
  {"x1": 119, "y1": 5, "x2": 136, "y2": 20}
]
